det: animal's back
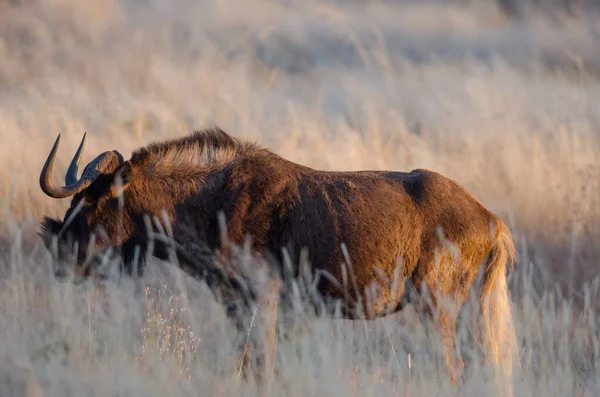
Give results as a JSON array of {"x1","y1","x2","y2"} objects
[
  {"x1": 386, "y1": 169, "x2": 504, "y2": 306},
  {"x1": 261, "y1": 166, "x2": 423, "y2": 315},
  {"x1": 228, "y1": 152, "x2": 505, "y2": 318}
]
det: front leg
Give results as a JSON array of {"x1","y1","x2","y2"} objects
[
  {"x1": 158, "y1": 232, "x2": 261, "y2": 382},
  {"x1": 159, "y1": 227, "x2": 281, "y2": 388},
  {"x1": 227, "y1": 278, "x2": 281, "y2": 391}
]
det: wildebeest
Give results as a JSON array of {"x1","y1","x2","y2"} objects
[{"x1": 39, "y1": 128, "x2": 517, "y2": 387}]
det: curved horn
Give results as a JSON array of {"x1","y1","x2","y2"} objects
[
  {"x1": 65, "y1": 132, "x2": 87, "y2": 185},
  {"x1": 40, "y1": 134, "x2": 120, "y2": 199}
]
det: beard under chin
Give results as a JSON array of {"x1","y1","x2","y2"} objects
[{"x1": 39, "y1": 217, "x2": 63, "y2": 245}]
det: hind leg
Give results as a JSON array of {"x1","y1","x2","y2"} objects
[
  {"x1": 438, "y1": 308, "x2": 464, "y2": 385},
  {"x1": 410, "y1": 253, "x2": 473, "y2": 385},
  {"x1": 413, "y1": 292, "x2": 464, "y2": 385}
]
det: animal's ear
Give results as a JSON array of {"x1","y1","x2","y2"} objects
[{"x1": 111, "y1": 161, "x2": 133, "y2": 197}]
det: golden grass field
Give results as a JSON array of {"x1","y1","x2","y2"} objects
[{"x1": 1, "y1": 0, "x2": 600, "y2": 395}]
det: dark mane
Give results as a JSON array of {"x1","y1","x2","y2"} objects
[{"x1": 129, "y1": 127, "x2": 262, "y2": 171}]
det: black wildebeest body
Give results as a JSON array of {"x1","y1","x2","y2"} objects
[{"x1": 39, "y1": 128, "x2": 517, "y2": 386}]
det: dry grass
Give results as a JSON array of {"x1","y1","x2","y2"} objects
[{"x1": 0, "y1": 0, "x2": 600, "y2": 395}]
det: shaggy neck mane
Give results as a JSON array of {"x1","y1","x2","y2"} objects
[{"x1": 130, "y1": 128, "x2": 260, "y2": 175}]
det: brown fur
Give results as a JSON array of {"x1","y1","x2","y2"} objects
[{"x1": 39, "y1": 127, "x2": 518, "y2": 387}]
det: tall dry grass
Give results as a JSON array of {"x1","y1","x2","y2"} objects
[{"x1": 1, "y1": 0, "x2": 600, "y2": 395}]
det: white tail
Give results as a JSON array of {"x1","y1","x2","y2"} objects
[{"x1": 479, "y1": 221, "x2": 518, "y2": 396}]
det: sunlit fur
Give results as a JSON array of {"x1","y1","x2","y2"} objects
[{"x1": 39, "y1": 127, "x2": 518, "y2": 389}]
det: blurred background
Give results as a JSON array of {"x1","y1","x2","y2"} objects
[
  {"x1": 0, "y1": 1, "x2": 600, "y2": 395},
  {"x1": 2, "y1": 0, "x2": 599, "y2": 303}
]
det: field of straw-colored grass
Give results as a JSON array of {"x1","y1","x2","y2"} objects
[{"x1": 1, "y1": 0, "x2": 600, "y2": 395}]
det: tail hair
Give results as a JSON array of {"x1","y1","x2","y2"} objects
[{"x1": 479, "y1": 220, "x2": 518, "y2": 396}]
